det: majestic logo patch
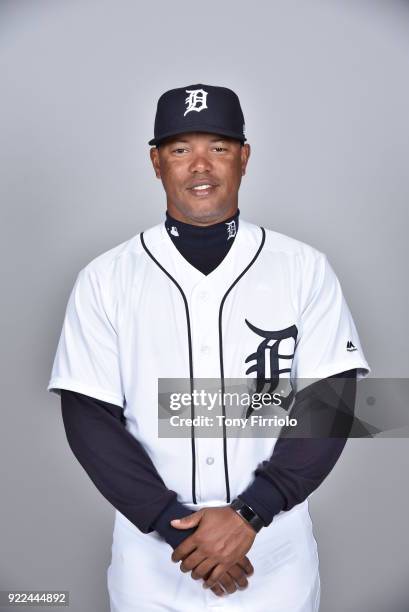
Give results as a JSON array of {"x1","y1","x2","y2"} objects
[
  {"x1": 346, "y1": 340, "x2": 357, "y2": 352},
  {"x1": 225, "y1": 220, "x2": 236, "y2": 240},
  {"x1": 245, "y1": 320, "x2": 298, "y2": 411},
  {"x1": 184, "y1": 88, "x2": 208, "y2": 116},
  {"x1": 170, "y1": 226, "x2": 179, "y2": 237}
]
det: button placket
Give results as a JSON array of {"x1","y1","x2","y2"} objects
[
  {"x1": 198, "y1": 438, "x2": 226, "y2": 499},
  {"x1": 190, "y1": 284, "x2": 225, "y2": 501},
  {"x1": 191, "y1": 284, "x2": 218, "y2": 375}
]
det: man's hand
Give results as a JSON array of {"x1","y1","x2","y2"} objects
[
  {"x1": 170, "y1": 507, "x2": 256, "y2": 590},
  {"x1": 206, "y1": 556, "x2": 254, "y2": 597}
]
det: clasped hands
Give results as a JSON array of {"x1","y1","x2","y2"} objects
[{"x1": 170, "y1": 506, "x2": 256, "y2": 598}]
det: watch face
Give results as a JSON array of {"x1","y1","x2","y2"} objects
[
  {"x1": 231, "y1": 499, "x2": 264, "y2": 531},
  {"x1": 230, "y1": 498, "x2": 265, "y2": 532},
  {"x1": 240, "y1": 505, "x2": 256, "y2": 522}
]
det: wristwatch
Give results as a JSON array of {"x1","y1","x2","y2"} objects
[{"x1": 230, "y1": 498, "x2": 265, "y2": 533}]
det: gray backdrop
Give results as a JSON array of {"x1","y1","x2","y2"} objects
[{"x1": 1, "y1": 0, "x2": 408, "y2": 611}]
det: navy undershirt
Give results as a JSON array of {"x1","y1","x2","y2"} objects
[{"x1": 164, "y1": 209, "x2": 240, "y2": 275}]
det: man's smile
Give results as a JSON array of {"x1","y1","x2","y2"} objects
[{"x1": 187, "y1": 180, "x2": 219, "y2": 197}]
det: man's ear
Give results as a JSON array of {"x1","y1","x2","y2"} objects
[
  {"x1": 241, "y1": 143, "x2": 251, "y2": 176},
  {"x1": 150, "y1": 146, "x2": 161, "y2": 179}
]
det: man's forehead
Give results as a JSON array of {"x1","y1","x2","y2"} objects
[{"x1": 161, "y1": 132, "x2": 234, "y2": 145}]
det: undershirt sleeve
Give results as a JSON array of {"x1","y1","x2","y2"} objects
[
  {"x1": 60, "y1": 389, "x2": 196, "y2": 549},
  {"x1": 239, "y1": 369, "x2": 358, "y2": 526}
]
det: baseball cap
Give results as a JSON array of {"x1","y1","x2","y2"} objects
[{"x1": 148, "y1": 83, "x2": 246, "y2": 146}]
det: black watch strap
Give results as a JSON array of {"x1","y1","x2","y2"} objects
[{"x1": 230, "y1": 498, "x2": 265, "y2": 533}]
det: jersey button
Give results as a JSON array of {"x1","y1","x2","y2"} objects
[
  {"x1": 198, "y1": 291, "x2": 209, "y2": 301},
  {"x1": 200, "y1": 345, "x2": 211, "y2": 354},
  {"x1": 206, "y1": 457, "x2": 214, "y2": 465}
]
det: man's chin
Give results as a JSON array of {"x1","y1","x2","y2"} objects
[{"x1": 176, "y1": 201, "x2": 235, "y2": 226}]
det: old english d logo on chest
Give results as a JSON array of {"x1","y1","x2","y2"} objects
[{"x1": 245, "y1": 319, "x2": 298, "y2": 409}]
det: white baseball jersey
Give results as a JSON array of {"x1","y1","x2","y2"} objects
[{"x1": 47, "y1": 219, "x2": 370, "y2": 611}]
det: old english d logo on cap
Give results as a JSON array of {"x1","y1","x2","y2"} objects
[
  {"x1": 184, "y1": 88, "x2": 208, "y2": 116},
  {"x1": 148, "y1": 83, "x2": 246, "y2": 146}
]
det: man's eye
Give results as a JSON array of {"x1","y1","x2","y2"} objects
[
  {"x1": 173, "y1": 148, "x2": 188, "y2": 154},
  {"x1": 213, "y1": 147, "x2": 227, "y2": 152}
]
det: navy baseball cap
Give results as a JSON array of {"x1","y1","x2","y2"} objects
[{"x1": 148, "y1": 83, "x2": 246, "y2": 146}]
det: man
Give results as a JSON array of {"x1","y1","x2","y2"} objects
[{"x1": 47, "y1": 83, "x2": 370, "y2": 611}]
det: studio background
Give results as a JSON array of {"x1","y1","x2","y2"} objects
[{"x1": 1, "y1": 1, "x2": 408, "y2": 611}]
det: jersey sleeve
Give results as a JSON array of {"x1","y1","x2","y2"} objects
[
  {"x1": 291, "y1": 252, "x2": 370, "y2": 393},
  {"x1": 47, "y1": 265, "x2": 125, "y2": 407}
]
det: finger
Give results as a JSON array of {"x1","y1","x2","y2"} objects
[
  {"x1": 238, "y1": 556, "x2": 254, "y2": 576},
  {"x1": 191, "y1": 558, "x2": 218, "y2": 581},
  {"x1": 217, "y1": 572, "x2": 237, "y2": 594},
  {"x1": 180, "y1": 551, "x2": 205, "y2": 574},
  {"x1": 227, "y1": 564, "x2": 248, "y2": 589},
  {"x1": 204, "y1": 564, "x2": 230, "y2": 589},
  {"x1": 171, "y1": 510, "x2": 203, "y2": 530},
  {"x1": 210, "y1": 584, "x2": 225, "y2": 597},
  {"x1": 171, "y1": 540, "x2": 197, "y2": 563}
]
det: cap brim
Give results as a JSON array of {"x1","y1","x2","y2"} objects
[{"x1": 148, "y1": 126, "x2": 246, "y2": 146}]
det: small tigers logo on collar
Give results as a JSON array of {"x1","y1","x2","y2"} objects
[{"x1": 225, "y1": 220, "x2": 236, "y2": 240}]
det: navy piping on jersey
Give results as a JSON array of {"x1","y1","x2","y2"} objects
[
  {"x1": 218, "y1": 227, "x2": 266, "y2": 503},
  {"x1": 140, "y1": 232, "x2": 197, "y2": 504},
  {"x1": 140, "y1": 226, "x2": 266, "y2": 505}
]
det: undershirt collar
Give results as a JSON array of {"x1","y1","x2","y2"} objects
[{"x1": 164, "y1": 209, "x2": 240, "y2": 275}]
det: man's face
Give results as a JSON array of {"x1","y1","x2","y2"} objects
[{"x1": 150, "y1": 132, "x2": 251, "y2": 225}]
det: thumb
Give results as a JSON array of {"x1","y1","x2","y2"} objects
[{"x1": 171, "y1": 510, "x2": 203, "y2": 529}]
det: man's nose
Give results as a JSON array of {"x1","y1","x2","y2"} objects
[{"x1": 188, "y1": 151, "x2": 212, "y2": 173}]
